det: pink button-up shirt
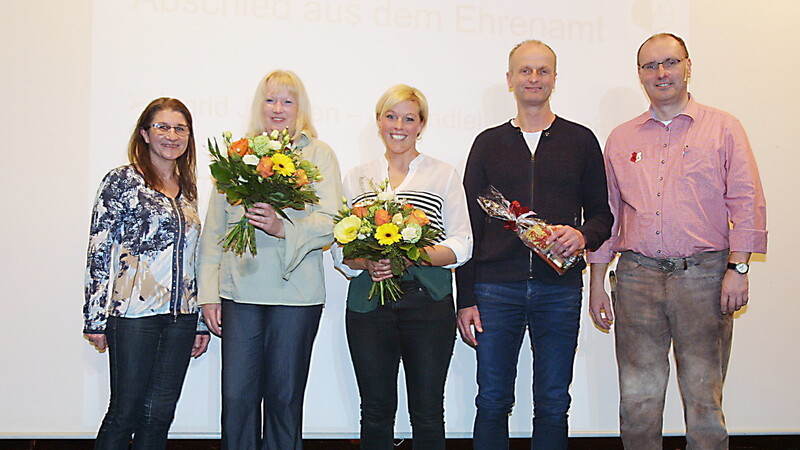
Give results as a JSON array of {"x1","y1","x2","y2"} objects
[{"x1": 587, "y1": 96, "x2": 767, "y2": 263}]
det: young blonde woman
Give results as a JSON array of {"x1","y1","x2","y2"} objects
[{"x1": 335, "y1": 84, "x2": 472, "y2": 449}]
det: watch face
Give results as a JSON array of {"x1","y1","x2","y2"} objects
[{"x1": 731, "y1": 262, "x2": 749, "y2": 274}]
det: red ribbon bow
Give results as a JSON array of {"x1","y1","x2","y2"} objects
[{"x1": 504, "y1": 200, "x2": 530, "y2": 231}]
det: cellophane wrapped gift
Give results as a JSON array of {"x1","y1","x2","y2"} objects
[{"x1": 476, "y1": 186, "x2": 580, "y2": 275}]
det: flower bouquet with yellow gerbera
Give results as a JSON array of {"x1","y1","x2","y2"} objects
[
  {"x1": 334, "y1": 179, "x2": 441, "y2": 304},
  {"x1": 208, "y1": 129, "x2": 322, "y2": 256}
]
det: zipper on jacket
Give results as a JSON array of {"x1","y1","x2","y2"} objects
[
  {"x1": 169, "y1": 195, "x2": 186, "y2": 321},
  {"x1": 528, "y1": 150, "x2": 535, "y2": 278}
]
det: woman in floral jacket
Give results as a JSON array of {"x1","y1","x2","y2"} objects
[{"x1": 84, "y1": 97, "x2": 209, "y2": 449}]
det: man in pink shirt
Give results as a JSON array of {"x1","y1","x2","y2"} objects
[{"x1": 587, "y1": 33, "x2": 767, "y2": 449}]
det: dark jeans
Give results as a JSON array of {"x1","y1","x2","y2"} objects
[
  {"x1": 221, "y1": 300, "x2": 323, "y2": 450},
  {"x1": 472, "y1": 280, "x2": 582, "y2": 450},
  {"x1": 95, "y1": 314, "x2": 196, "y2": 450},
  {"x1": 615, "y1": 250, "x2": 731, "y2": 450},
  {"x1": 346, "y1": 281, "x2": 456, "y2": 450}
]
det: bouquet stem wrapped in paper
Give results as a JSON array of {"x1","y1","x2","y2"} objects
[{"x1": 477, "y1": 186, "x2": 579, "y2": 275}]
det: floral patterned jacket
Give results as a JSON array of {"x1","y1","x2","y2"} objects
[{"x1": 83, "y1": 165, "x2": 207, "y2": 333}]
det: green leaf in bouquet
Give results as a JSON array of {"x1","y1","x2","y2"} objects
[
  {"x1": 226, "y1": 190, "x2": 243, "y2": 203},
  {"x1": 210, "y1": 163, "x2": 232, "y2": 184},
  {"x1": 365, "y1": 241, "x2": 384, "y2": 252},
  {"x1": 405, "y1": 246, "x2": 420, "y2": 261},
  {"x1": 418, "y1": 248, "x2": 433, "y2": 264}
]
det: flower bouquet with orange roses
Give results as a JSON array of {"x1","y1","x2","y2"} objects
[
  {"x1": 334, "y1": 179, "x2": 441, "y2": 304},
  {"x1": 208, "y1": 129, "x2": 322, "y2": 256}
]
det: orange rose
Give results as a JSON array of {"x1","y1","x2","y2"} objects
[
  {"x1": 256, "y1": 156, "x2": 274, "y2": 178},
  {"x1": 374, "y1": 209, "x2": 390, "y2": 226},
  {"x1": 295, "y1": 169, "x2": 309, "y2": 187},
  {"x1": 406, "y1": 208, "x2": 430, "y2": 226},
  {"x1": 352, "y1": 206, "x2": 369, "y2": 218},
  {"x1": 228, "y1": 138, "x2": 250, "y2": 157}
]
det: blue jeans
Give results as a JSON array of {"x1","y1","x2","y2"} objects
[
  {"x1": 220, "y1": 300, "x2": 323, "y2": 450},
  {"x1": 95, "y1": 314, "x2": 196, "y2": 450},
  {"x1": 472, "y1": 280, "x2": 582, "y2": 450},
  {"x1": 346, "y1": 280, "x2": 456, "y2": 450}
]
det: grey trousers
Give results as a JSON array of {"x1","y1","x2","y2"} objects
[{"x1": 614, "y1": 250, "x2": 732, "y2": 450}]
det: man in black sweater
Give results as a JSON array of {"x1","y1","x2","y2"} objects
[{"x1": 455, "y1": 40, "x2": 613, "y2": 449}]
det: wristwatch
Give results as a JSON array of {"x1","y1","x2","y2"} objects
[{"x1": 727, "y1": 262, "x2": 749, "y2": 274}]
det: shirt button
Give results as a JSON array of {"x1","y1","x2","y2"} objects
[
  {"x1": 656, "y1": 230, "x2": 661, "y2": 235},
  {"x1": 656, "y1": 211, "x2": 660, "y2": 215},
  {"x1": 659, "y1": 176, "x2": 663, "y2": 181},
  {"x1": 665, "y1": 127, "x2": 670, "y2": 131},
  {"x1": 656, "y1": 250, "x2": 662, "y2": 254},
  {"x1": 663, "y1": 143, "x2": 668, "y2": 147},
  {"x1": 657, "y1": 192, "x2": 661, "y2": 197},
  {"x1": 661, "y1": 160, "x2": 666, "y2": 164}
]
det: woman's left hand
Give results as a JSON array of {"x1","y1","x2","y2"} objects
[
  {"x1": 191, "y1": 334, "x2": 210, "y2": 358},
  {"x1": 246, "y1": 202, "x2": 285, "y2": 238}
]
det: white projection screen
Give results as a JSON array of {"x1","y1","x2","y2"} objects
[{"x1": 1, "y1": 0, "x2": 798, "y2": 439}]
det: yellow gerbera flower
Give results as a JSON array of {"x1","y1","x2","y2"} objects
[
  {"x1": 270, "y1": 153, "x2": 296, "y2": 177},
  {"x1": 375, "y1": 223, "x2": 401, "y2": 246}
]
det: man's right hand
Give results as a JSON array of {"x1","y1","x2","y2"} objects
[
  {"x1": 457, "y1": 306, "x2": 483, "y2": 348},
  {"x1": 589, "y1": 286, "x2": 614, "y2": 331},
  {"x1": 202, "y1": 304, "x2": 223, "y2": 337}
]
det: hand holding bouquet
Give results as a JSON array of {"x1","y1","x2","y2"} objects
[
  {"x1": 334, "y1": 179, "x2": 441, "y2": 304},
  {"x1": 477, "y1": 186, "x2": 580, "y2": 275},
  {"x1": 208, "y1": 129, "x2": 322, "y2": 256}
]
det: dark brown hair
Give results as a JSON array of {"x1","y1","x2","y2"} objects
[{"x1": 128, "y1": 97, "x2": 197, "y2": 201}]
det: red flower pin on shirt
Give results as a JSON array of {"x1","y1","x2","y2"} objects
[{"x1": 630, "y1": 151, "x2": 642, "y2": 163}]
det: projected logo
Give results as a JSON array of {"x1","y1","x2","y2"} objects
[{"x1": 632, "y1": 0, "x2": 674, "y2": 32}]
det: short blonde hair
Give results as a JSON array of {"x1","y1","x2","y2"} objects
[
  {"x1": 248, "y1": 70, "x2": 317, "y2": 140},
  {"x1": 375, "y1": 84, "x2": 429, "y2": 127}
]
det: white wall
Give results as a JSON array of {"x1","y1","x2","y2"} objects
[{"x1": 0, "y1": 0, "x2": 796, "y2": 438}]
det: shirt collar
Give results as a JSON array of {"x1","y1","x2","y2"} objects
[
  {"x1": 378, "y1": 153, "x2": 424, "y2": 189},
  {"x1": 509, "y1": 116, "x2": 557, "y2": 132},
  {"x1": 296, "y1": 132, "x2": 311, "y2": 149},
  {"x1": 638, "y1": 93, "x2": 698, "y2": 126}
]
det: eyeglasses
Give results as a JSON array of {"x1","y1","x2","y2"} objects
[
  {"x1": 150, "y1": 123, "x2": 190, "y2": 137},
  {"x1": 639, "y1": 58, "x2": 683, "y2": 72}
]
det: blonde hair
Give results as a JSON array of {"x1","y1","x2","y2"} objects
[
  {"x1": 247, "y1": 70, "x2": 317, "y2": 140},
  {"x1": 375, "y1": 84, "x2": 429, "y2": 127}
]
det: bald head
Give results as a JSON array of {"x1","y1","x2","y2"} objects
[{"x1": 509, "y1": 40, "x2": 557, "y2": 72}]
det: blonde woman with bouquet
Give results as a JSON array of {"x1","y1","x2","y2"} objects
[
  {"x1": 198, "y1": 70, "x2": 342, "y2": 450},
  {"x1": 334, "y1": 84, "x2": 473, "y2": 449},
  {"x1": 84, "y1": 97, "x2": 209, "y2": 449}
]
